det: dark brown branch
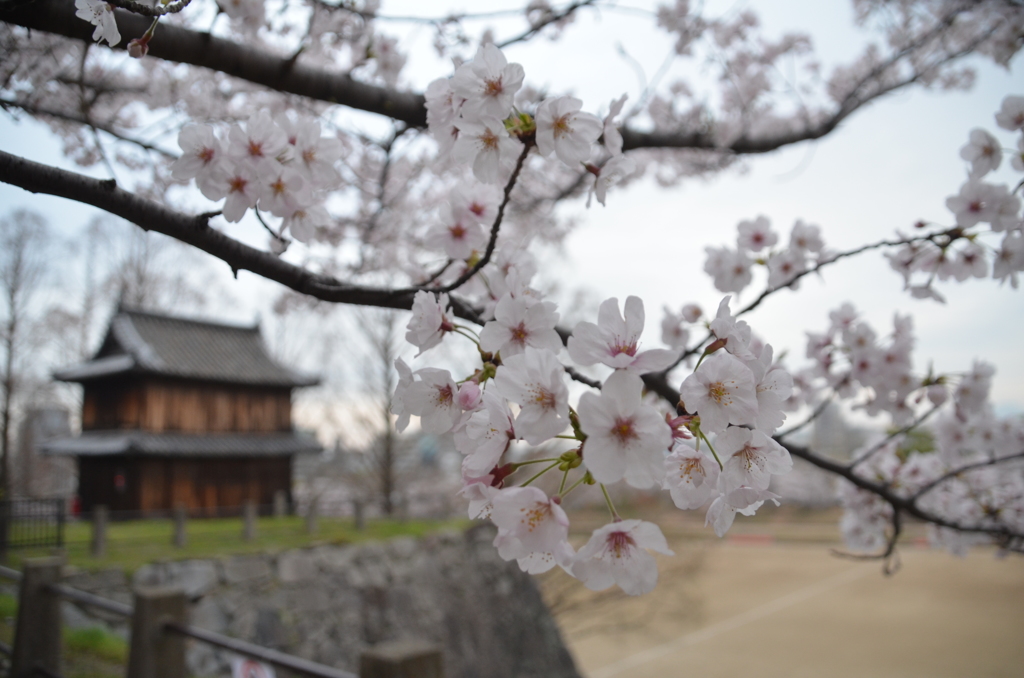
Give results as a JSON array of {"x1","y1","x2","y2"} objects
[
  {"x1": 847, "y1": 404, "x2": 942, "y2": 470},
  {"x1": 782, "y1": 439, "x2": 1024, "y2": 544},
  {"x1": 2, "y1": 0, "x2": 429, "y2": 126},
  {"x1": 0, "y1": 149, "x2": 484, "y2": 323},
  {"x1": 830, "y1": 508, "x2": 903, "y2": 575},
  {"x1": 774, "y1": 385, "x2": 841, "y2": 442},
  {"x1": 734, "y1": 228, "x2": 963, "y2": 320},
  {"x1": 436, "y1": 142, "x2": 532, "y2": 294},
  {"x1": 497, "y1": 0, "x2": 597, "y2": 49},
  {"x1": 3, "y1": 0, "x2": 997, "y2": 158},
  {"x1": 911, "y1": 451, "x2": 1024, "y2": 501}
]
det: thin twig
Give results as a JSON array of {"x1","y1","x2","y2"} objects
[{"x1": 435, "y1": 142, "x2": 532, "y2": 294}]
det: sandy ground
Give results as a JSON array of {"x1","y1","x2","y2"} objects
[{"x1": 544, "y1": 519, "x2": 1024, "y2": 678}]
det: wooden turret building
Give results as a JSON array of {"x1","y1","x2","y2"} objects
[{"x1": 43, "y1": 308, "x2": 320, "y2": 516}]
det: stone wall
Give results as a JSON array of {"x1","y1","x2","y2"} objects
[{"x1": 57, "y1": 525, "x2": 580, "y2": 678}]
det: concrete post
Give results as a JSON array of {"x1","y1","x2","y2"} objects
[
  {"x1": 126, "y1": 587, "x2": 187, "y2": 678},
  {"x1": 360, "y1": 639, "x2": 444, "y2": 678},
  {"x1": 172, "y1": 505, "x2": 187, "y2": 548},
  {"x1": 91, "y1": 504, "x2": 108, "y2": 558},
  {"x1": 11, "y1": 557, "x2": 62, "y2": 678},
  {"x1": 353, "y1": 498, "x2": 365, "y2": 531},
  {"x1": 273, "y1": 490, "x2": 287, "y2": 518},
  {"x1": 242, "y1": 501, "x2": 257, "y2": 542},
  {"x1": 305, "y1": 497, "x2": 318, "y2": 535}
]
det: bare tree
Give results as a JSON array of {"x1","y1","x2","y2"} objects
[
  {"x1": 0, "y1": 209, "x2": 50, "y2": 499},
  {"x1": 358, "y1": 308, "x2": 403, "y2": 516}
]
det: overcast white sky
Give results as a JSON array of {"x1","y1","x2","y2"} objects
[{"x1": 2, "y1": 0, "x2": 1023, "y2": 423}]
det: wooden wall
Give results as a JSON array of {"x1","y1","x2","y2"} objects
[
  {"x1": 79, "y1": 455, "x2": 292, "y2": 516},
  {"x1": 82, "y1": 378, "x2": 292, "y2": 433}
]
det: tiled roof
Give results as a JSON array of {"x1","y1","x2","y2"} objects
[
  {"x1": 40, "y1": 431, "x2": 321, "y2": 457},
  {"x1": 54, "y1": 308, "x2": 318, "y2": 387}
]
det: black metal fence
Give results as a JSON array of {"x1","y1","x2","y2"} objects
[{"x1": 0, "y1": 499, "x2": 65, "y2": 554}]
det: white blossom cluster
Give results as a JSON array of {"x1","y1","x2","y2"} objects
[
  {"x1": 169, "y1": 111, "x2": 343, "y2": 242},
  {"x1": 794, "y1": 304, "x2": 1024, "y2": 556},
  {"x1": 704, "y1": 216, "x2": 828, "y2": 294},
  {"x1": 394, "y1": 284, "x2": 795, "y2": 595},
  {"x1": 886, "y1": 96, "x2": 1024, "y2": 300},
  {"x1": 425, "y1": 43, "x2": 634, "y2": 205}
]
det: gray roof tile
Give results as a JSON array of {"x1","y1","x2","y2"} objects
[
  {"x1": 54, "y1": 308, "x2": 318, "y2": 387},
  {"x1": 40, "y1": 431, "x2": 321, "y2": 457}
]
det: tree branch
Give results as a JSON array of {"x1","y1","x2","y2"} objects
[
  {"x1": 3, "y1": 0, "x2": 999, "y2": 159},
  {"x1": 436, "y1": 142, "x2": 531, "y2": 294},
  {"x1": 0, "y1": 149, "x2": 485, "y2": 322},
  {"x1": 911, "y1": 451, "x2": 1024, "y2": 501},
  {"x1": 2, "y1": 0, "x2": 429, "y2": 126}
]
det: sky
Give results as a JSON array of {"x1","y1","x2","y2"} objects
[{"x1": 2, "y1": 0, "x2": 1023, "y2": 432}]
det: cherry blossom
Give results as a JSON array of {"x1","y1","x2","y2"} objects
[
  {"x1": 704, "y1": 246, "x2": 754, "y2": 293},
  {"x1": 789, "y1": 220, "x2": 824, "y2": 253},
  {"x1": 227, "y1": 111, "x2": 288, "y2": 177},
  {"x1": 491, "y1": 486, "x2": 571, "y2": 572},
  {"x1": 74, "y1": 0, "x2": 120, "y2": 47},
  {"x1": 493, "y1": 347, "x2": 570, "y2": 445},
  {"x1": 479, "y1": 294, "x2": 562, "y2": 358},
  {"x1": 171, "y1": 125, "x2": 227, "y2": 183},
  {"x1": 664, "y1": 443, "x2": 721, "y2": 510},
  {"x1": 716, "y1": 426, "x2": 792, "y2": 495},
  {"x1": 679, "y1": 351, "x2": 758, "y2": 434},
  {"x1": 578, "y1": 371, "x2": 672, "y2": 488},
  {"x1": 535, "y1": 96, "x2": 602, "y2": 167},
  {"x1": 602, "y1": 94, "x2": 629, "y2": 156},
  {"x1": 959, "y1": 128, "x2": 1003, "y2": 178},
  {"x1": 567, "y1": 296, "x2": 676, "y2": 373},
  {"x1": 425, "y1": 204, "x2": 487, "y2": 260},
  {"x1": 456, "y1": 391, "x2": 515, "y2": 476},
  {"x1": 587, "y1": 155, "x2": 636, "y2": 207},
  {"x1": 706, "y1": 487, "x2": 780, "y2": 538},
  {"x1": 405, "y1": 291, "x2": 455, "y2": 356},
  {"x1": 452, "y1": 117, "x2": 523, "y2": 185},
  {"x1": 736, "y1": 215, "x2": 778, "y2": 252},
  {"x1": 451, "y1": 43, "x2": 525, "y2": 122},
  {"x1": 402, "y1": 368, "x2": 461, "y2": 434},
  {"x1": 572, "y1": 520, "x2": 674, "y2": 595},
  {"x1": 708, "y1": 296, "x2": 755, "y2": 360},
  {"x1": 995, "y1": 95, "x2": 1024, "y2": 131}
]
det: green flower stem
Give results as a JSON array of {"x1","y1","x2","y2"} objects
[
  {"x1": 558, "y1": 469, "x2": 569, "y2": 494},
  {"x1": 521, "y1": 461, "x2": 561, "y2": 487},
  {"x1": 600, "y1": 483, "x2": 620, "y2": 520},
  {"x1": 514, "y1": 457, "x2": 560, "y2": 467},
  {"x1": 560, "y1": 475, "x2": 588, "y2": 498},
  {"x1": 453, "y1": 323, "x2": 480, "y2": 339},
  {"x1": 700, "y1": 430, "x2": 724, "y2": 470},
  {"x1": 452, "y1": 327, "x2": 481, "y2": 346}
]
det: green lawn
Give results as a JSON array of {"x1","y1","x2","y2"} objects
[{"x1": 5, "y1": 514, "x2": 469, "y2": 572}]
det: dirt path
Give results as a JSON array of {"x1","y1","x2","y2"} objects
[{"x1": 548, "y1": 540, "x2": 1024, "y2": 678}]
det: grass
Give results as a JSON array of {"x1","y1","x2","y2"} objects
[{"x1": 6, "y1": 514, "x2": 470, "y2": 573}]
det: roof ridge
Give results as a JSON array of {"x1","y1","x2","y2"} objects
[{"x1": 119, "y1": 306, "x2": 260, "y2": 332}]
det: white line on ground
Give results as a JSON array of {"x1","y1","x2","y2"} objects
[{"x1": 588, "y1": 564, "x2": 870, "y2": 678}]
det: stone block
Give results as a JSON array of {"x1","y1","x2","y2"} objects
[
  {"x1": 222, "y1": 555, "x2": 271, "y2": 584},
  {"x1": 277, "y1": 550, "x2": 318, "y2": 583}
]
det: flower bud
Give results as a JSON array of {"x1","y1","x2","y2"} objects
[
  {"x1": 457, "y1": 381, "x2": 482, "y2": 410},
  {"x1": 127, "y1": 37, "x2": 149, "y2": 59}
]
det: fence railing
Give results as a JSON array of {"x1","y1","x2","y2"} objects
[
  {"x1": 1, "y1": 558, "x2": 443, "y2": 678},
  {"x1": 0, "y1": 499, "x2": 65, "y2": 559}
]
